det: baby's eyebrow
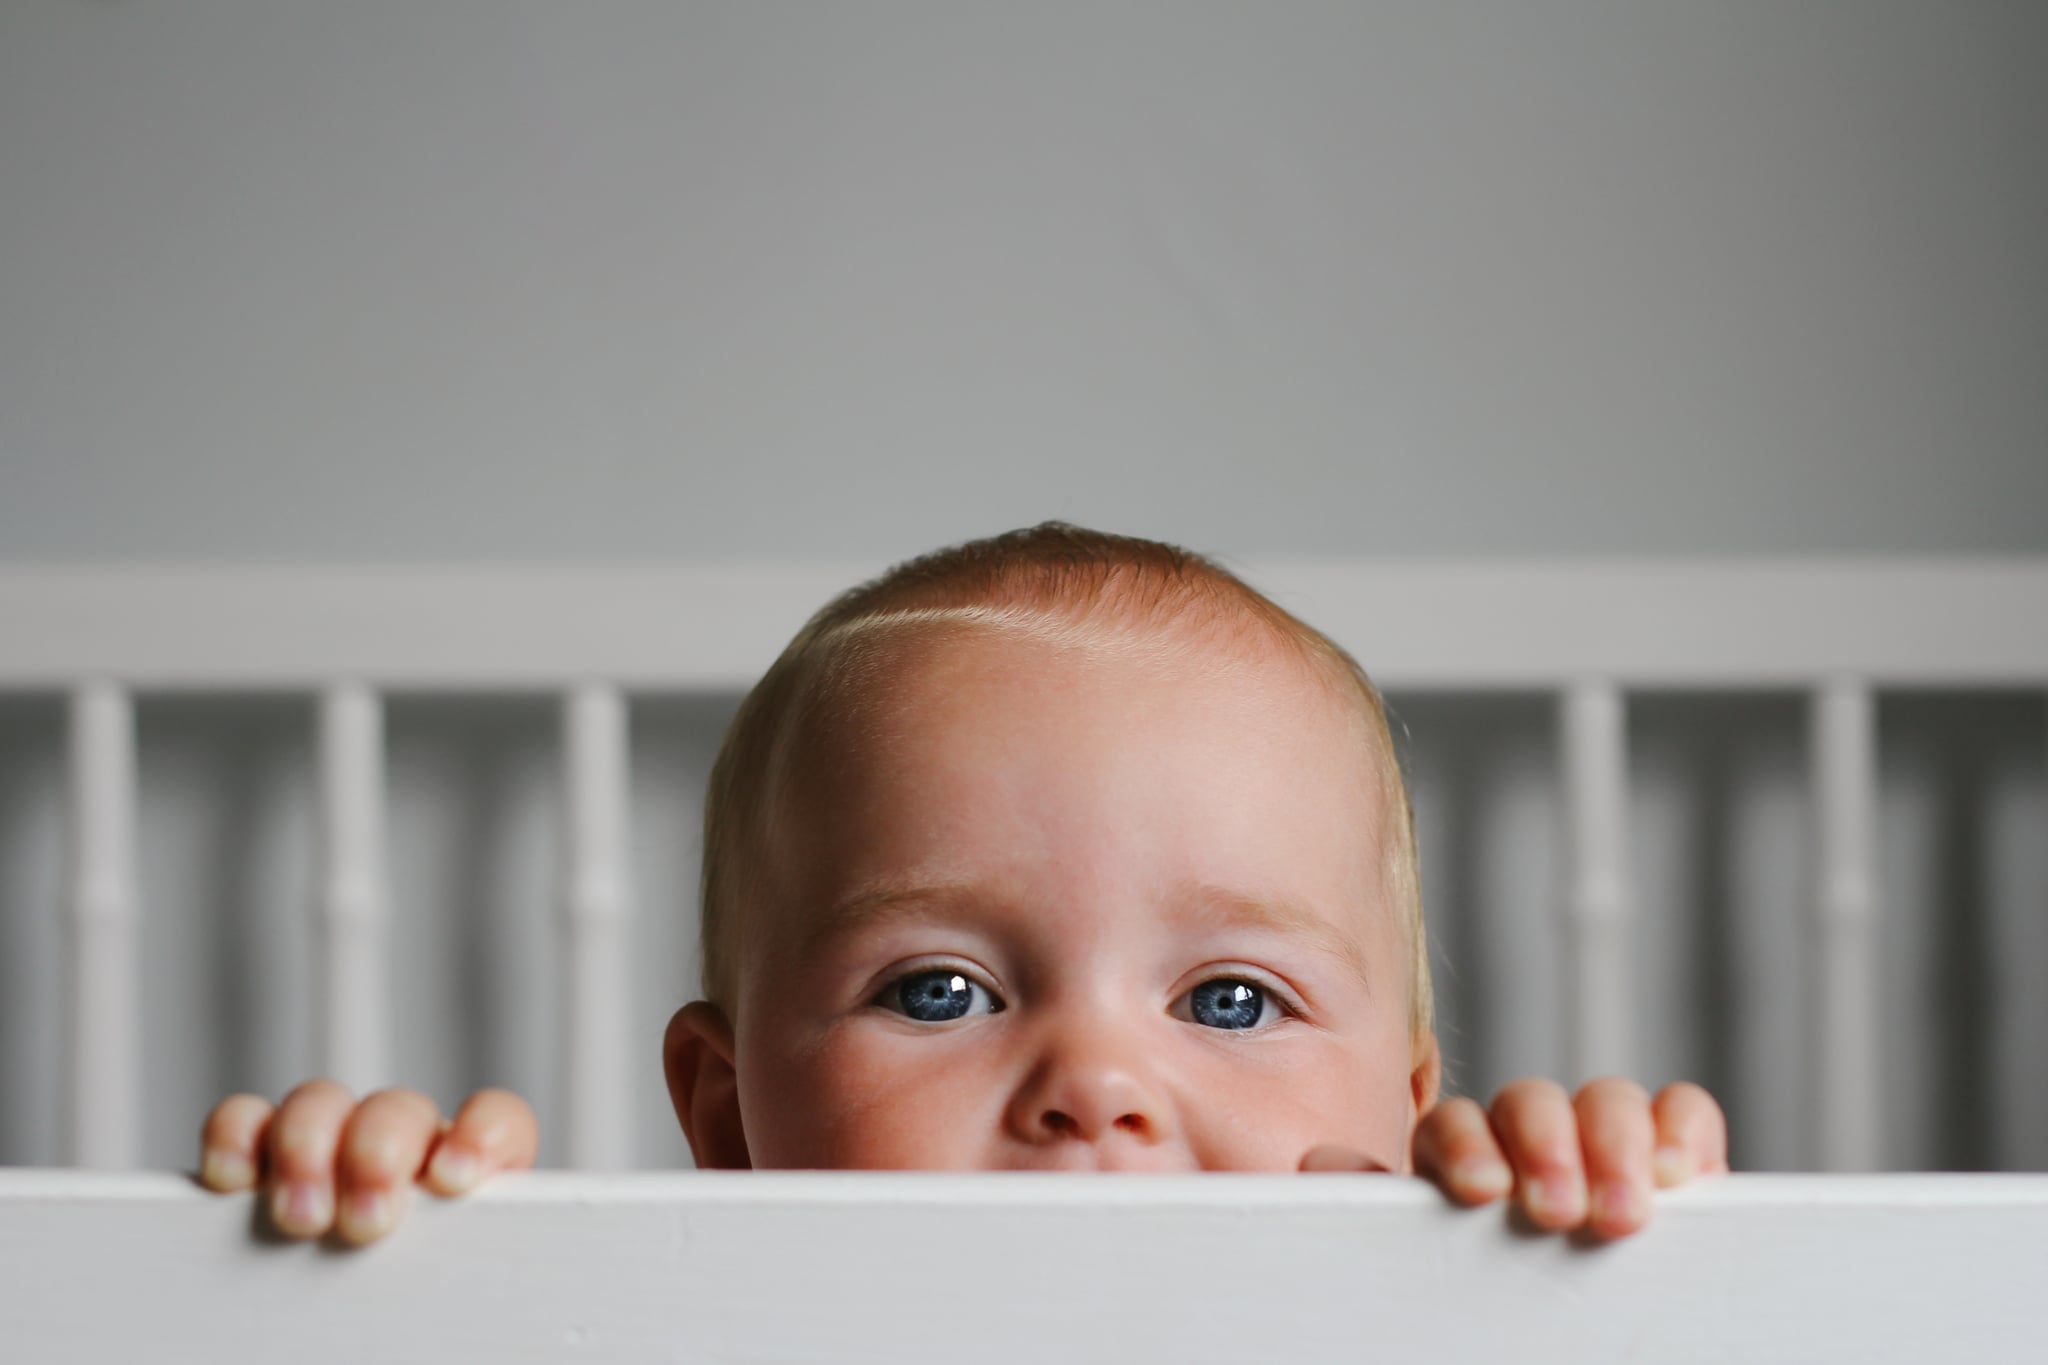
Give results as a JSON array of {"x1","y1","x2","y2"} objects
[
  {"x1": 1170, "y1": 884, "x2": 1376, "y2": 993},
  {"x1": 794, "y1": 882, "x2": 1000, "y2": 960}
]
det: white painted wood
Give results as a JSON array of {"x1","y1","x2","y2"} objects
[
  {"x1": 3, "y1": 1172, "x2": 2045, "y2": 1361},
  {"x1": 1560, "y1": 680, "x2": 1632, "y2": 1082},
  {"x1": 1, "y1": 560, "x2": 2045, "y2": 689},
  {"x1": 317, "y1": 685, "x2": 390, "y2": 1094},
  {"x1": 62, "y1": 685, "x2": 138, "y2": 1170},
  {"x1": 1812, "y1": 678, "x2": 1881, "y2": 1172},
  {"x1": 561, "y1": 685, "x2": 634, "y2": 1170}
]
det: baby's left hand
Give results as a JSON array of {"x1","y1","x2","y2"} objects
[{"x1": 1412, "y1": 1078, "x2": 1728, "y2": 1239}]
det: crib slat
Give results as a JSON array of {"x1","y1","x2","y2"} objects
[
  {"x1": 63, "y1": 684, "x2": 140, "y2": 1169},
  {"x1": 1560, "y1": 680, "x2": 1632, "y2": 1083},
  {"x1": 562, "y1": 685, "x2": 635, "y2": 1170},
  {"x1": 317, "y1": 685, "x2": 391, "y2": 1094},
  {"x1": 1811, "y1": 679, "x2": 1880, "y2": 1171}
]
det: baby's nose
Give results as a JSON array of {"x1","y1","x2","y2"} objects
[{"x1": 1006, "y1": 1035, "x2": 1176, "y2": 1149}]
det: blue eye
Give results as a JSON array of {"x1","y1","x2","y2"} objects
[
  {"x1": 880, "y1": 969, "x2": 1003, "y2": 1023},
  {"x1": 1180, "y1": 977, "x2": 1276, "y2": 1030}
]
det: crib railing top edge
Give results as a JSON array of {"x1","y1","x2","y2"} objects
[
  {"x1": 4, "y1": 556, "x2": 2048, "y2": 687},
  {"x1": 7, "y1": 1168, "x2": 2048, "y2": 1209},
  {"x1": 1, "y1": 559, "x2": 2044, "y2": 688}
]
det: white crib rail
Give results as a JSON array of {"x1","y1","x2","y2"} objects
[
  {"x1": 2, "y1": 561, "x2": 2044, "y2": 1172},
  {"x1": 4, "y1": 1171, "x2": 2046, "y2": 1360},
  {"x1": 3, "y1": 561, "x2": 2046, "y2": 689}
]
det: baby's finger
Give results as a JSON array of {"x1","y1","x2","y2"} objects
[
  {"x1": 1410, "y1": 1097, "x2": 1513, "y2": 1205},
  {"x1": 198, "y1": 1093, "x2": 274, "y2": 1192},
  {"x1": 1298, "y1": 1144, "x2": 1392, "y2": 1173},
  {"x1": 334, "y1": 1089, "x2": 443, "y2": 1246},
  {"x1": 424, "y1": 1088, "x2": 540, "y2": 1196},
  {"x1": 264, "y1": 1079, "x2": 355, "y2": 1239},
  {"x1": 1651, "y1": 1081, "x2": 1731, "y2": 1186},
  {"x1": 1574, "y1": 1077, "x2": 1655, "y2": 1240},
  {"x1": 1489, "y1": 1078, "x2": 1586, "y2": 1230}
]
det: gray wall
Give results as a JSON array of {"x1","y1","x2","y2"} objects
[{"x1": 2, "y1": 0, "x2": 2044, "y2": 559}]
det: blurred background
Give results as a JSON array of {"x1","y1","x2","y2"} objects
[{"x1": 0, "y1": 2, "x2": 2043, "y2": 1173}]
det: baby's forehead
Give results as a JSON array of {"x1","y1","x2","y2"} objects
[{"x1": 769, "y1": 608, "x2": 1390, "y2": 826}]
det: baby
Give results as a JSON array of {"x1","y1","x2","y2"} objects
[{"x1": 198, "y1": 523, "x2": 1726, "y2": 1242}]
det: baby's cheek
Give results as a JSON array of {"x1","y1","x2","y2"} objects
[
  {"x1": 1185, "y1": 1038, "x2": 1409, "y2": 1172},
  {"x1": 744, "y1": 1025, "x2": 1001, "y2": 1170}
]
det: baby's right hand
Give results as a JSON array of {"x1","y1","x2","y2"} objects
[{"x1": 197, "y1": 1081, "x2": 539, "y2": 1246}]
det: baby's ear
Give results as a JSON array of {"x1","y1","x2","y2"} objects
[
  {"x1": 1409, "y1": 1033, "x2": 1444, "y2": 1123},
  {"x1": 663, "y1": 1001, "x2": 751, "y2": 1169}
]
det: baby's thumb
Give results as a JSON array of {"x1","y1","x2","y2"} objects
[{"x1": 424, "y1": 1088, "x2": 540, "y2": 1195}]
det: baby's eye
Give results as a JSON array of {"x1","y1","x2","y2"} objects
[
  {"x1": 1172, "y1": 977, "x2": 1284, "y2": 1031},
  {"x1": 877, "y1": 968, "x2": 1005, "y2": 1023}
]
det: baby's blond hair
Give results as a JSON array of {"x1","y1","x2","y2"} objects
[{"x1": 698, "y1": 522, "x2": 1433, "y2": 1046}]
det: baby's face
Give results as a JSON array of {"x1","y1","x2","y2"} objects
[{"x1": 723, "y1": 621, "x2": 1436, "y2": 1171}]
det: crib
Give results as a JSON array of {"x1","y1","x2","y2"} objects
[{"x1": 2, "y1": 558, "x2": 2045, "y2": 1357}]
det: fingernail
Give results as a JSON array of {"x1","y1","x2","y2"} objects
[
  {"x1": 1525, "y1": 1172, "x2": 1584, "y2": 1224},
  {"x1": 341, "y1": 1189, "x2": 395, "y2": 1241},
  {"x1": 1454, "y1": 1157, "x2": 1513, "y2": 1199},
  {"x1": 430, "y1": 1147, "x2": 481, "y2": 1193},
  {"x1": 1654, "y1": 1144, "x2": 1696, "y2": 1186},
  {"x1": 1590, "y1": 1179, "x2": 1640, "y2": 1229},
  {"x1": 201, "y1": 1149, "x2": 253, "y2": 1190},
  {"x1": 272, "y1": 1181, "x2": 331, "y2": 1236}
]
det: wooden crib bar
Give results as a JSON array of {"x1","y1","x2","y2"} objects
[
  {"x1": 4, "y1": 1171, "x2": 2045, "y2": 1360},
  {"x1": 62, "y1": 684, "x2": 138, "y2": 1170},
  {"x1": 1559, "y1": 678, "x2": 1632, "y2": 1082},
  {"x1": 317, "y1": 683, "x2": 391, "y2": 1093},
  {"x1": 561, "y1": 683, "x2": 636, "y2": 1171},
  {"x1": 1812, "y1": 678, "x2": 1881, "y2": 1171}
]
